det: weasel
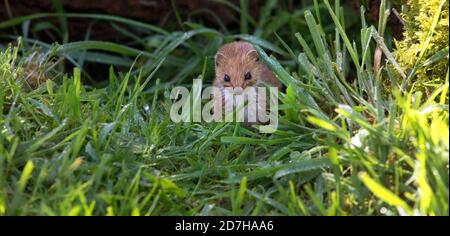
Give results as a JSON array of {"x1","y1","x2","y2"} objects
[{"x1": 212, "y1": 41, "x2": 282, "y2": 124}]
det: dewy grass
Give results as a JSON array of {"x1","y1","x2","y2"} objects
[{"x1": 0, "y1": 0, "x2": 448, "y2": 216}]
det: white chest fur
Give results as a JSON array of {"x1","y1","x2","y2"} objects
[{"x1": 214, "y1": 85, "x2": 269, "y2": 124}]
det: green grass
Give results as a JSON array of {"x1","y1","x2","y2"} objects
[{"x1": 0, "y1": 0, "x2": 448, "y2": 216}]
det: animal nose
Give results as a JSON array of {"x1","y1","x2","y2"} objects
[{"x1": 233, "y1": 87, "x2": 243, "y2": 95}]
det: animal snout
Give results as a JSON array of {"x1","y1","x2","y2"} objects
[{"x1": 233, "y1": 87, "x2": 243, "y2": 95}]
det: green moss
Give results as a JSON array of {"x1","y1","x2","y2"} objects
[{"x1": 393, "y1": 0, "x2": 449, "y2": 92}]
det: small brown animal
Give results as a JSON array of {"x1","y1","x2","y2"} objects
[
  {"x1": 212, "y1": 41, "x2": 282, "y2": 124},
  {"x1": 213, "y1": 41, "x2": 282, "y2": 90}
]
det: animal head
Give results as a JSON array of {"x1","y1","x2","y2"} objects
[{"x1": 214, "y1": 41, "x2": 261, "y2": 90}]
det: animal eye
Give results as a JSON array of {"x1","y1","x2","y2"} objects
[
  {"x1": 224, "y1": 74, "x2": 231, "y2": 82},
  {"x1": 244, "y1": 72, "x2": 252, "y2": 80}
]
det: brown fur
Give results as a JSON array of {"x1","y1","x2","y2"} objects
[
  {"x1": 213, "y1": 41, "x2": 282, "y2": 89},
  {"x1": 212, "y1": 41, "x2": 281, "y2": 124}
]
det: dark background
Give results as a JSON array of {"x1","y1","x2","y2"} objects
[{"x1": 0, "y1": 0, "x2": 403, "y2": 42}]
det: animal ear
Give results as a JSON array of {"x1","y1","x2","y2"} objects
[
  {"x1": 215, "y1": 53, "x2": 226, "y2": 67},
  {"x1": 247, "y1": 49, "x2": 259, "y2": 62}
]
